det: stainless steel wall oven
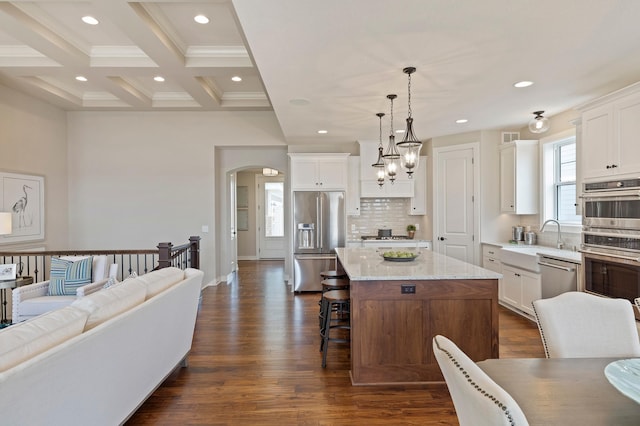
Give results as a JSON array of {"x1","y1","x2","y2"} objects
[{"x1": 581, "y1": 178, "x2": 640, "y2": 320}]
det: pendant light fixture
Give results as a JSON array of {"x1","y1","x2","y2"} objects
[
  {"x1": 371, "y1": 112, "x2": 386, "y2": 187},
  {"x1": 396, "y1": 66, "x2": 422, "y2": 178},
  {"x1": 382, "y1": 94, "x2": 401, "y2": 184},
  {"x1": 528, "y1": 110, "x2": 550, "y2": 134}
]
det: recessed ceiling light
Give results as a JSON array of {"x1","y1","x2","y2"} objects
[
  {"x1": 514, "y1": 81, "x2": 534, "y2": 88},
  {"x1": 456, "y1": 119, "x2": 468, "y2": 124},
  {"x1": 194, "y1": 14, "x2": 209, "y2": 24},
  {"x1": 82, "y1": 16, "x2": 99, "y2": 25},
  {"x1": 231, "y1": 76, "x2": 242, "y2": 82},
  {"x1": 317, "y1": 130, "x2": 328, "y2": 134},
  {"x1": 289, "y1": 98, "x2": 310, "y2": 106},
  {"x1": 153, "y1": 76, "x2": 165, "y2": 82},
  {"x1": 75, "y1": 76, "x2": 87, "y2": 82},
  {"x1": 395, "y1": 129, "x2": 405, "y2": 134}
]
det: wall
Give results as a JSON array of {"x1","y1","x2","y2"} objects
[
  {"x1": 348, "y1": 198, "x2": 426, "y2": 239},
  {"x1": 66, "y1": 111, "x2": 287, "y2": 285},
  {"x1": 237, "y1": 170, "x2": 257, "y2": 259},
  {"x1": 0, "y1": 84, "x2": 69, "y2": 250}
]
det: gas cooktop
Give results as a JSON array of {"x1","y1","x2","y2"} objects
[{"x1": 361, "y1": 235, "x2": 411, "y2": 240}]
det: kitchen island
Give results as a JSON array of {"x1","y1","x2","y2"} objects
[{"x1": 335, "y1": 247, "x2": 501, "y2": 385}]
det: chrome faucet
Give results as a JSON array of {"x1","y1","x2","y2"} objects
[{"x1": 540, "y1": 219, "x2": 564, "y2": 249}]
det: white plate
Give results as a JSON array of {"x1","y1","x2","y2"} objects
[{"x1": 604, "y1": 359, "x2": 640, "y2": 404}]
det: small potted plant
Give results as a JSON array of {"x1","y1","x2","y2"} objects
[{"x1": 406, "y1": 224, "x2": 416, "y2": 239}]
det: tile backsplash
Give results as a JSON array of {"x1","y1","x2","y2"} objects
[{"x1": 347, "y1": 198, "x2": 416, "y2": 239}]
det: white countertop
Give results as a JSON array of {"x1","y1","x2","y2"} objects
[
  {"x1": 484, "y1": 242, "x2": 582, "y2": 264},
  {"x1": 336, "y1": 247, "x2": 502, "y2": 281}
]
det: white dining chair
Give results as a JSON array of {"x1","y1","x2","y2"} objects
[
  {"x1": 432, "y1": 335, "x2": 529, "y2": 426},
  {"x1": 532, "y1": 292, "x2": 640, "y2": 358}
]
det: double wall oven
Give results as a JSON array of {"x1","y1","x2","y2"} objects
[{"x1": 581, "y1": 178, "x2": 640, "y2": 320}]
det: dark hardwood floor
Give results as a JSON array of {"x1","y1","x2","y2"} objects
[{"x1": 127, "y1": 260, "x2": 544, "y2": 425}]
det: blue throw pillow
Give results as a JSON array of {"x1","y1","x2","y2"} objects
[{"x1": 49, "y1": 257, "x2": 93, "y2": 296}]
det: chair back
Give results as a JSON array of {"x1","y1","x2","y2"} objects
[
  {"x1": 432, "y1": 335, "x2": 529, "y2": 426},
  {"x1": 533, "y1": 292, "x2": 640, "y2": 358}
]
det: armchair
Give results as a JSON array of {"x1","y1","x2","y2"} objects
[{"x1": 11, "y1": 256, "x2": 117, "y2": 323}]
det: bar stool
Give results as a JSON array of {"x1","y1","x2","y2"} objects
[
  {"x1": 318, "y1": 278, "x2": 350, "y2": 328},
  {"x1": 319, "y1": 289, "x2": 350, "y2": 368},
  {"x1": 320, "y1": 270, "x2": 347, "y2": 280}
]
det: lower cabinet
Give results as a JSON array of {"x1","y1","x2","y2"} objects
[{"x1": 501, "y1": 264, "x2": 541, "y2": 318}]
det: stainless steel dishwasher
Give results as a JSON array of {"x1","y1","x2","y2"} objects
[{"x1": 537, "y1": 255, "x2": 578, "y2": 299}]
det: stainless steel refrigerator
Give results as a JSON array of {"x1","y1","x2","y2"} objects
[{"x1": 293, "y1": 191, "x2": 345, "y2": 291}]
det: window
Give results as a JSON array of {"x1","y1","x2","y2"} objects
[
  {"x1": 541, "y1": 131, "x2": 581, "y2": 227},
  {"x1": 264, "y1": 182, "x2": 284, "y2": 237}
]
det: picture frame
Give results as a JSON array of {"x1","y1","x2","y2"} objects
[
  {"x1": 0, "y1": 264, "x2": 16, "y2": 281},
  {"x1": 0, "y1": 172, "x2": 45, "y2": 244}
]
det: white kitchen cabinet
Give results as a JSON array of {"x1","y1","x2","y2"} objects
[
  {"x1": 482, "y1": 244, "x2": 502, "y2": 301},
  {"x1": 501, "y1": 264, "x2": 541, "y2": 318},
  {"x1": 579, "y1": 87, "x2": 640, "y2": 180},
  {"x1": 409, "y1": 156, "x2": 427, "y2": 215},
  {"x1": 358, "y1": 140, "x2": 414, "y2": 198},
  {"x1": 499, "y1": 140, "x2": 538, "y2": 214},
  {"x1": 289, "y1": 153, "x2": 349, "y2": 190},
  {"x1": 347, "y1": 156, "x2": 361, "y2": 215}
]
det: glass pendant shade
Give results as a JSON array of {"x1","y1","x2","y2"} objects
[
  {"x1": 528, "y1": 111, "x2": 550, "y2": 134},
  {"x1": 382, "y1": 94, "x2": 400, "y2": 184},
  {"x1": 397, "y1": 67, "x2": 422, "y2": 178},
  {"x1": 372, "y1": 112, "x2": 386, "y2": 187}
]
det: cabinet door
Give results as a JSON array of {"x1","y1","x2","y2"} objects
[
  {"x1": 500, "y1": 145, "x2": 516, "y2": 212},
  {"x1": 581, "y1": 105, "x2": 613, "y2": 180},
  {"x1": 410, "y1": 156, "x2": 427, "y2": 215},
  {"x1": 501, "y1": 266, "x2": 520, "y2": 307},
  {"x1": 483, "y1": 255, "x2": 503, "y2": 301},
  {"x1": 291, "y1": 158, "x2": 320, "y2": 189},
  {"x1": 614, "y1": 93, "x2": 640, "y2": 177},
  {"x1": 318, "y1": 158, "x2": 347, "y2": 189},
  {"x1": 520, "y1": 270, "x2": 541, "y2": 317},
  {"x1": 347, "y1": 157, "x2": 361, "y2": 215}
]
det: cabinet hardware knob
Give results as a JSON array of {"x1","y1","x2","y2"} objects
[{"x1": 438, "y1": 237, "x2": 446, "y2": 241}]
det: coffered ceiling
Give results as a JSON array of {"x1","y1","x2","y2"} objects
[{"x1": 2, "y1": 1, "x2": 640, "y2": 146}]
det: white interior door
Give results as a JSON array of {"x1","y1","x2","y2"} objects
[
  {"x1": 228, "y1": 172, "x2": 238, "y2": 276},
  {"x1": 433, "y1": 143, "x2": 478, "y2": 264},
  {"x1": 257, "y1": 175, "x2": 285, "y2": 259}
]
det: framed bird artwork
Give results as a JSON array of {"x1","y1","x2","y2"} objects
[{"x1": 0, "y1": 172, "x2": 44, "y2": 244}]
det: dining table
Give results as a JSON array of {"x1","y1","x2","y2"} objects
[{"x1": 477, "y1": 357, "x2": 640, "y2": 425}]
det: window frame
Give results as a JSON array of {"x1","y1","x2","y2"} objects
[{"x1": 540, "y1": 129, "x2": 581, "y2": 233}]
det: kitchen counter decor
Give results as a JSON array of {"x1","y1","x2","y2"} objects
[{"x1": 380, "y1": 250, "x2": 419, "y2": 262}]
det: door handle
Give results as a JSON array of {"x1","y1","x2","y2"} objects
[{"x1": 438, "y1": 237, "x2": 446, "y2": 241}]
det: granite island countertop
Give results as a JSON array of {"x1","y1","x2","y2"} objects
[{"x1": 336, "y1": 247, "x2": 502, "y2": 281}]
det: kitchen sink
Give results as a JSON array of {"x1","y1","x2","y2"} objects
[{"x1": 499, "y1": 247, "x2": 541, "y2": 273}]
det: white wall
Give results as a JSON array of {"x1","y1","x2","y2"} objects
[
  {"x1": 66, "y1": 111, "x2": 287, "y2": 285},
  {"x1": 0, "y1": 84, "x2": 69, "y2": 249}
]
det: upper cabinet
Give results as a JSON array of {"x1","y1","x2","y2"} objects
[
  {"x1": 499, "y1": 140, "x2": 538, "y2": 214},
  {"x1": 409, "y1": 156, "x2": 427, "y2": 215},
  {"x1": 347, "y1": 156, "x2": 361, "y2": 215},
  {"x1": 358, "y1": 140, "x2": 414, "y2": 198},
  {"x1": 289, "y1": 153, "x2": 349, "y2": 191},
  {"x1": 579, "y1": 84, "x2": 640, "y2": 181}
]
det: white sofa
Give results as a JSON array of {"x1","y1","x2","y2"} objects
[
  {"x1": 11, "y1": 255, "x2": 118, "y2": 323},
  {"x1": 0, "y1": 266, "x2": 204, "y2": 426}
]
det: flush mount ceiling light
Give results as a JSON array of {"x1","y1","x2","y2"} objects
[
  {"x1": 514, "y1": 81, "x2": 533, "y2": 88},
  {"x1": 372, "y1": 112, "x2": 386, "y2": 187},
  {"x1": 194, "y1": 14, "x2": 209, "y2": 24},
  {"x1": 75, "y1": 76, "x2": 87, "y2": 82},
  {"x1": 82, "y1": 16, "x2": 99, "y2": 25},
  {"x1": 396, "y1": 67, "x2": 422, "y2": 179},
  {"x1": 528, "y1": 110, "x2": 550, "y2": 134},
  {"x1": 382, "y1": 94, "x2": 401, "y2": 184},
  {"x1": 262, "y1": 168, "x2": 278, "y2": 177},
  {"x1": 153, "y1": 76, "x2": 165, "y2": 82},
  {"x1": 231, "y1": 76, "x2": 242, "y2": 82},
  {"x1": 456, "y1": 119, "x2": 468, "y2": 124}
]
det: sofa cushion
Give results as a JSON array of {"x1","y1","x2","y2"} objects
[
  {"x1": 137, "y1": 267, "x2": 184, "y2": 299},
  {"x1": 0, "y1": 305, "x2": 89, "y2": 372},
  {"x1": 49, "y1": 257, "x2": 93, "y2": 296},
  {"x1": 71, "y1": 278, "x2": 146, "y2": 331},
  {"x1": 60, "y1": 255, "x2": 108, "y2": 282},
  {"x1": 17, "y1": 295, "x2": 76, "y2": 317}
]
